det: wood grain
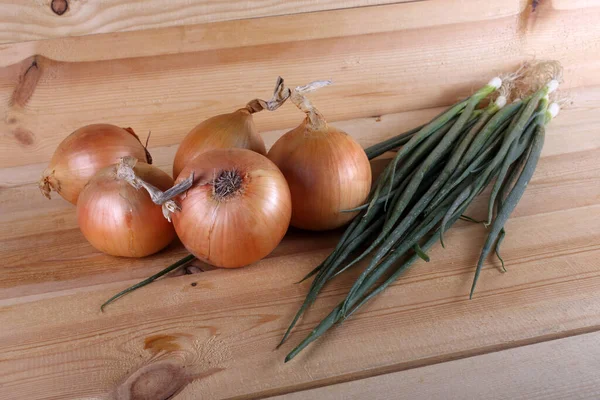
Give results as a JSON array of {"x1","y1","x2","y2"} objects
[
  {"x1": 2, "y1": 1, "x2": 600, "y2": 398},
  {"x1": 1, "y1": 87, "x2": 600, "y2": 398},
  {"x1": 0, "y1": 0, "x2": 410, "y2": 45},
  {"x1": 2, "y1": 0, "x2": 599, "y2": 169},
  {"x1": 271, "y1": 331, "x2": 600, "y2": 400},
  {"x1": 1, "y1": 204, "x2": 600, "y2": 399},
  {"x1": 0, "y1": 0, "x2": 528, "y2": 68},
  {"x1": 2, "y1": 84, "x2": 598, "y2": 299}
]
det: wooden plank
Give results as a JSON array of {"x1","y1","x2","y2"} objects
[
  {"x1": 1, "y1": 1, "x2": 599, "y2": 398},
  {"x1": 1, "y1": 86, "x2": 599, "y2": 398},
  {"x1": 1, "y1": 84, "x2": 597, "y2": 298},
  {"x1": 1, "y1": 204, "x2": 600, "y2": 399},
  {"x1": 0, "y1": 105, "x2": 442, "y2": 188},
  {"x1": 2, "y1": 82, "x2": 599, "y2": 189},
  {"x1": 271, "y1": 331, "x2": 600, "y2": 400},
  {"x1": 2, "y1": 0, "x2": 598, "y2": 169},
  {"x1": 0, "y1": 0, "x2": 411, "y2": 45},
  {"x1": 0, "y1": 0, "x2": 528, "y2": 67},
  {"x1": 553, "y1": 0, "x2": 600, "y2": 10}
]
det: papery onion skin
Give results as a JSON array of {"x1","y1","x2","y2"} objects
[
  {"x1": 172, "y1": 148, "x2": 291, "y2": 268},
  {"x1": 39, "y1": 124, "x2": 151, "y2": 205},
  {"x1": 172, "y1": 108, "x2": 267, "y2": 179},
  {"x1": 77, "y1": 162, "x2": 175, "y2": 257},
  {"x1": 268, "y1": 120, "x2": 372, "y2": 231}
]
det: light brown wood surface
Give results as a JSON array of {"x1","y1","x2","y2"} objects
[
  {"x1": 2, "y1": 86, "x2": 599, "y2": 398},
  {"x1": 271, "y1": 331, "x2": 600, "y2": 400},
  {"x1": 0, "y1": 0, "x2": 410, "y2": 44},
  {"x1": 1, "y1": 0, "x2": 600, "y2": 399},
  {"x1": 3, "y1": 0, "x2": 599, "y2": 169},
  {"x1": 0, "y1": 0, "x2": 527, "y2": 68}
]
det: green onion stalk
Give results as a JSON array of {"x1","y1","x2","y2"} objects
[{"x1": 282, "y1": 63, "x2": 562, "y2": 362}]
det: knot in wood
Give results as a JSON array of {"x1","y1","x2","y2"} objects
[{"x1": 51, "y1": 0, "x2": 68, "y2": 16}]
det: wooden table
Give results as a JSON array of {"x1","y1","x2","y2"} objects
[{"x1": 1, "y1": 0, "x2": 600, "y2": 398}]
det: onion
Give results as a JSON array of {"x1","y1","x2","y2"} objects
[
  {"x1": 167, "y1": 148, "x2": 292, "y2": 268},
  {"x1": 267, "y1": 81, "x2": 372, "y2": 231},
  {"x1": 172, "y1": 77, "x2": 290, "y2": 179},
  {"x1": 76, "y1": 157, "x2": 175, "y2": 258},
  {"x1": 39, "y1": 124, "x2": 152, "y2": 205}
]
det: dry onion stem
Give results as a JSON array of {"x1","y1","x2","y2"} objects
[
  {"x1": 267, "y1": 80, "x2": 372, "y2": 230},
  {"x1": 118, "y1": 157, "x2": 194, "y2": 222},
  {"x1": 172, "y1": 77, "x2": 291, "y2": 178},
  {"x1": 123, "y1": 149, "x2": 292, "y2": 268}
]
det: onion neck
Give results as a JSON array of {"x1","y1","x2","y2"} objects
[
  {"x1": 244, "y1": 76, "x2": 290, "y2": 114},
  {"x1": 304, "y1": 109, "x2": 328, "y2": 132},
  {"x1": 290, "y1": 80, "x2": 331, "y2": 132},
  {"x1": 117, "y1": 156, "x2": 194, "y2": 221}
]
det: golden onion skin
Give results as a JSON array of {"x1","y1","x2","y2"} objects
[
  {"x1": 39, "y1": 124, "x2": 151, "y2": 205},
  {"x1": 77, "y1": 162, "x2": 175, "y2": 258},
  {"x1": 172, "y1": 109, "x2": 267, "y2": 179},
  {"x1": 268, "y1": 119, "x2": 371, "y2": 231},
  {"x1": 172, "y1": 148, "x2": 291, "y2": 268}
]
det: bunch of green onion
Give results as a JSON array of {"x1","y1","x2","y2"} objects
[{"x1": 281, "y1": 62, "x2": 563, "y2": 362}]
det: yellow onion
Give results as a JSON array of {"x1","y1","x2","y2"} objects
[
  {"x1": 76, "y1": 157, "x2": 175, "y2": 257},
  {"x1": 39, "y1": 124, "x2": 152, "y2": 205},
  {"x1": 172, "y1": 77, "x2": 290, "y2": 179},
  {"x1": 167, "y1": 148, "x2": 292, "y2": 268},
  {"x1": 267, "y1": 81, "x2": 371, "y2": 231}
]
